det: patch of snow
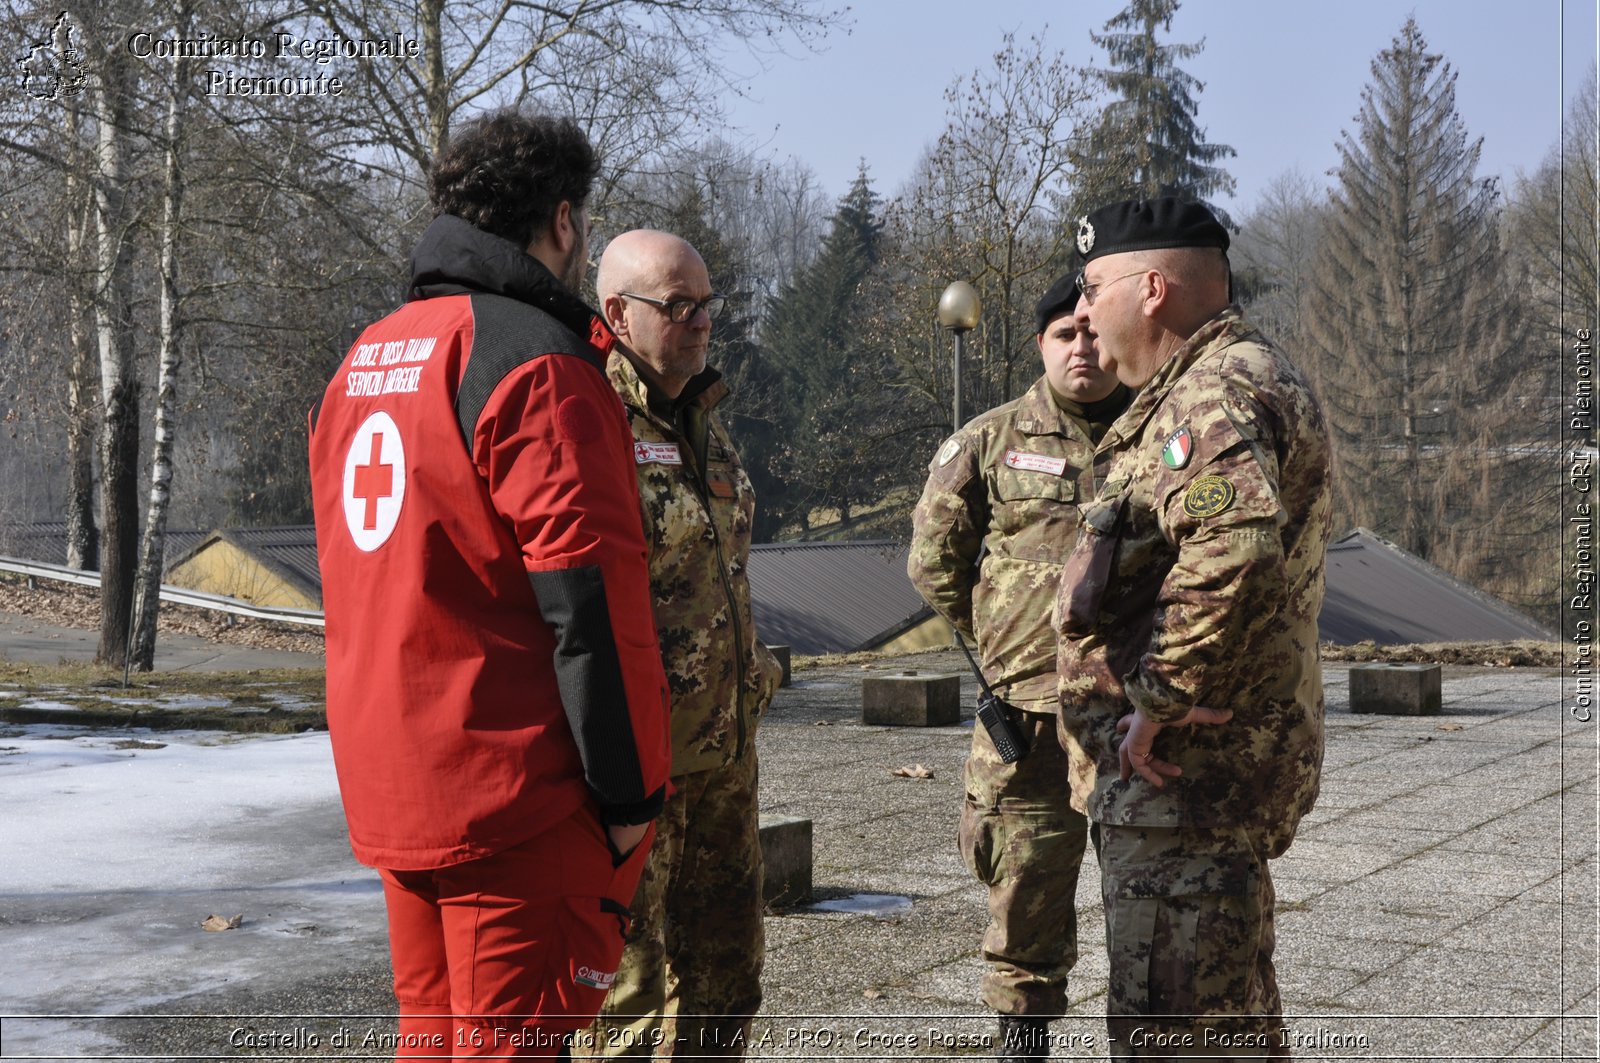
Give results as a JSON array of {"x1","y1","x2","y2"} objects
[
  {"x1": 808, "y1": 893, "x2": 914, "y2": 917},
  {"x1": 0, "y1": 724, "x2": 384, "y2": 1057}
]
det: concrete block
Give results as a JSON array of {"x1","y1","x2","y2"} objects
[
  {"x1": 759, "y1": 814, "x2": 812, "y2": 905},
  {"x1": 862, "y1": 672, "x2": 960, "y2": 726},
  {"x1": 1349, "y1": 663, "x2": 1443, "y2": 715},
  {"x1": 768, "y1": 644, "x2": 792, "y2": 687}
]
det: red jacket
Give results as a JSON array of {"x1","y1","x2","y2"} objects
[{"x1": 309, "y1": 214, "x2": 670, "y2": 870}]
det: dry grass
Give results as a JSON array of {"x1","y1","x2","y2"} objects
[
  {"x1": 0, "y1": 574, "x2": 325, "y2": 655},
  {"x1": 1319, "y1": 639, "x2": 1567, "y2": 667}
]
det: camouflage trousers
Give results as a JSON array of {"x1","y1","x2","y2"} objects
[
  {"x1": 958, "y1": 708, "x2": 1088, "y2": 1017},
  {"x1": 1091, "y1": 822, "x2": 1286, "y2": 1061},
  {"x1": 575, "y1": 749, "x2": 764, "y2": 1060}
]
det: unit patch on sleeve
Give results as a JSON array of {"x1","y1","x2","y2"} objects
[
  {"x1": 1003, "y1": 450, "x2": 1068, "y2": 476},
  {"x1": 936, "y1": 438, "x2": 962, "y2": 467},
  {"x1": 634, "y1": 441, "x2": 683, "y2": 466},
  {"x1": 1182, "y1": 475, "x2": 1235, "y2": 519}
]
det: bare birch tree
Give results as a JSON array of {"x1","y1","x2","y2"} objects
[
  {"x1": 58, "y1": 16, "x2": 100, "y2": 572},
  {"x1": 127, "y1": 0, "x2": 195, "y2": 672}
]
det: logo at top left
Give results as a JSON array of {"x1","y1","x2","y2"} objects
[
  {"x1": 17, "y1": 11, "x2": 87, "y2": 101},
  {"x1": 343, "y1": 411, "x2": 406, "y2": 552}
]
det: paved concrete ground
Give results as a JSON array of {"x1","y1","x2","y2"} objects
[
  {"x1": 0, "y1": 632, "x2": 1594, "y2": 1061},
  {"x1": 750, "y1": 654, "x2": 1596, "y2": 1062}
]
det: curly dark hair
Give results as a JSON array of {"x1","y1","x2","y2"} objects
[{"x1": 428, "y1": 110, "x2": 600, "y2": 248}]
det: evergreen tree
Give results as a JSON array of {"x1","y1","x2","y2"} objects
[
  {"x1": 1081, "y1": 0, "x2": 1236, "y2": 224},
  {"x1": 761, "y1": 165, "x2": 884, "y2": 537},
  {"x1": 1302, "y1": 19, "x2": 1542, "y2": 612}
]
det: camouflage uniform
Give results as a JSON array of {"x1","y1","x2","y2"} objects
[
  {"x1": 1053, "y1": 308, "x2": 1333, "y2": 1057},
  {"x1": 580, "y1": 352, "x2": 782, "y2": 1060},
  {"x1": 909, "y1": 374, "x2": 1127, "y2": 1017}
]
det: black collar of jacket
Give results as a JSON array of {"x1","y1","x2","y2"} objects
[
  {"x1": 407, "y1": 213, "x2": 597, "y2": 340},
  {"x1": 642, "y1": 363, "x2": 727, "y2": 420}
]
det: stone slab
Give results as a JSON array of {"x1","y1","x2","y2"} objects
[
  {"x1": 759, "y1": 814, "x2": 813, "y2": 906},
  {"x1": 861, "y1": 672, "x2": 961, "y2": 726},
  {"x1": 767, "y1": 644, "x2": 792, "y2": 687},
  {"x1": 1349, "y1": 662, "x2": 1442, "y2": 715}
]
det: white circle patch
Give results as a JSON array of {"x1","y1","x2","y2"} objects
[{"x1": 342, "y1": 411, "x2": 406, "y2": 552}]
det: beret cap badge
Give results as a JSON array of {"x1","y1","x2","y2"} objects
[
  {"x1": 1076, "y1": 196, "x2": 1229, "y2": 264},
  {"x1": 1075, "y1": 216, "x2": 1095, "y2": 256}
]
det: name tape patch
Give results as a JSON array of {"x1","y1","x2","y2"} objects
[
  {"x1": 634, "y1": 442, "x2": 682, "y2": 466},
  {"x1": 575, "y1": 965, "x2": 616, "y2": 990},
  {"x1": 1003, "y1": 450, "x2": 1068, "y2": 476}
]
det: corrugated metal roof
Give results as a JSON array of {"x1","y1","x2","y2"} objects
[
  {"x1": 747, "y1": 540, "x2": 929, "y2": 656},
  {"x1": 1319, "y1": 528, "x2": 1555, "y2": 645},
  {"x1": 8, "y1": 521, "x2": 1556, "y2": 650},
  {"x1": 0, "y1": 521, "x2": 207, "y2": 571},
  {"x1": 166, "y1": 525, "x2": 322, "y2": 604}
]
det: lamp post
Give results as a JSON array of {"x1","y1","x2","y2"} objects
[
  {"x1": 936, "y1": 281, "x2": 981, "y2": 649},
  {"x1": 937, "y1": 281, "x2": 981, "y2": 434}
]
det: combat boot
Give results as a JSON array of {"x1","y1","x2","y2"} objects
[{"x1": 997, "y1": 1015, "x2": 1049, "y2": 1062}]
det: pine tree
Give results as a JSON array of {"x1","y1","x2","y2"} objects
[
  {"x1": 1302, "y1": 19, "x2": 1543, "y2": 613},
  {"x1": 761, "y1": 166, "x2": 884, "y2": 536},
  {"x1": 1081, "y1": 0, "x2": 1236, "y2": 224}
]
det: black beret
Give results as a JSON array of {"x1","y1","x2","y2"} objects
[
  {"x1": 1033, "y1": 273, "x2": 1080, "y2": 334},
  {"x1": 1074, "y1": 196, "x2": 1229, "y2": 264}
]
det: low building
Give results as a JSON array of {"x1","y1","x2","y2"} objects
[{"x1": 12, "y1": 523, "x2": 1555, "y2": 652}]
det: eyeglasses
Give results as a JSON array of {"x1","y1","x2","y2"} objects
[
  {"x1": 1076, "y1": 269, "x2": 1147, "y2": 306},
  {"x1": 618, "y1": 291, "x2": 726, "y2": 323}
]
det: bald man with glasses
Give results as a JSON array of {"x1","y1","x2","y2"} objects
[{"x1": 578, "y1": 229, "x2": 783, "y2": 1060}]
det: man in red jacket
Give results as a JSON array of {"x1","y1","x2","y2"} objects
[{"x1": 309, "y1": 110, "x2": 671, "y2": 1060}]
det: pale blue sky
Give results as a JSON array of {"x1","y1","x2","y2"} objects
[{"x1": 720, "y1": 0, "x2": 1599, "y2": 214}]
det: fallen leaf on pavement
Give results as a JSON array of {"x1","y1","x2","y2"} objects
[
  {"x1": 891, "y1": 764, "x2": 934, "y2": 779},
  {"x1": 201, "y1": 914, "x2": 243, "y2": 932}
]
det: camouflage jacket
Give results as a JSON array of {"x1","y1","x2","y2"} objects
[
  {"x1": 909, "y1": 376, "x2": 1119, "y2": 711},
  {"x1": 1054, "y1": 308, "x2": 1333, "y2": 854},
  {"x1": 608, "y1": 353, "x2": 782, "y2": 777}
]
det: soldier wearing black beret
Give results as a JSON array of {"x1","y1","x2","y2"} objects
[
  {"x1": 908, "y1": 272, "x2": 1128, "y2": 1061},
  {"x1": 1052, "y1": 197, "x2": 1334, "y2": 1056},
  {"x1": 1074, "y1": 195, "x2": 1230, "y2": 265}
]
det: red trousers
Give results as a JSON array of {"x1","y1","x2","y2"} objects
[{"x1": 379, "y1": 806, "x2": 654, "y2": 1060}]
